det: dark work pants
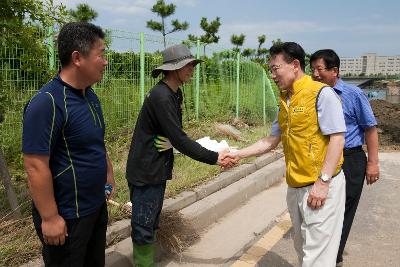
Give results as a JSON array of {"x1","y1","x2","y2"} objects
[
  {"x1": 32, "y1": 202, "x2": 108, "y2": 267},
  {"x1": 337, "y1": 148, "x2": 367, "y2": 263},
  {"x1": 129, "y1": 182, "x2": 166, "y2": 245}
]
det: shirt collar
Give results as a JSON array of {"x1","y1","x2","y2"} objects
[
  {"x1": 333, "y1": 78, "x2": 345, "y2": 93},
  {"x1": 55, "y1": 75, "x2": 90, "y2": 95},
  {"x1": 291, "y1": 75, "x2": 311, "y2": 96}
]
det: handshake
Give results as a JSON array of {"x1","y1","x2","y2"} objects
[
  {"x1": 154, "y1": 134, "x2": 241, "y2": 169},
  {"x1": 217, "y1": 150, "x2": 240, "y2": 169}
]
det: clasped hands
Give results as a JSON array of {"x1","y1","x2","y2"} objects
[
  {"x1": 217, "y1": 150, "x2": 240, "y2": 169},
  {"x1": 154, "y1": 135, "x2": 241, "y2": 169}
]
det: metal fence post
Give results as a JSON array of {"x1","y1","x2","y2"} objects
[
  {"x1": 236, "y1": 53, "x2": 240, "y2": 118},
  {"x1": 265, "y1": 75, "x2": 277, "y2": 107},
  {"x1": 262, "y1": 70, "x2": 266, "y2": 125},
  {"x1": 195, "y1": 40, "x2": 201, "y2": 120},
  {"x1": 140, "y1": 32, "x2": 145, "y2": 104},
  {"x1": 47, "y1": 25, "x2": 55, "y2": 71},
  {"x1": 265, "y1": 75, "x2": 278, "y2": 122}
]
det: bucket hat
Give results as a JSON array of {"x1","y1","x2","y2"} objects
[{"x1": 151, "y1": 44, "x2": 202, "y2": 78}]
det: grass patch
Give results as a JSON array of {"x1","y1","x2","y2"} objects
[{"x1": 0, "y1": 217, "x2": 41, "y2": 267}]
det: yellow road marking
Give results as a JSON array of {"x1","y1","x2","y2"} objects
[{"x1": 230, "y1": 212, "x2": 292, "y2": 267}]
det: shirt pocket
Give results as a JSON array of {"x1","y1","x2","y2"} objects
[{"x1": 290, "y1": 106, "x2": 310, "y2": 133}]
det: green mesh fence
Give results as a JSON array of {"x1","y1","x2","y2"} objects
[
  {"x1": 0, "y1": 38, "x2": 54, "y2": 162},
  {"x1": 0, "y1": 29, "x2": 278, "y2": 162}
]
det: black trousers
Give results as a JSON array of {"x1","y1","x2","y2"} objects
[
  {"x1": 337, "y1": 147, "x2": 367, "y2": 263},
  {"x1": 129, "y1": 182, "x2": 166, "y2": 245},
  {"x1": 32, "y1": 202, "x2": 108, "y2": 267}
]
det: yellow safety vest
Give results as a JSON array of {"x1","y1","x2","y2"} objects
[{"x1": 278, "y1": 75, "x2": 343, "y2": 188}]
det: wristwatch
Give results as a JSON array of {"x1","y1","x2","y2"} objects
[{"x1": 319, "y1": 173, "x2": 331, "y2": 183}]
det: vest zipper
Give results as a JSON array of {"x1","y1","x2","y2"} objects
[
  {"x1": 287, "y1": 103, "x2": 291, "y2": 180},
  {"x1": 309, "y1": 143, "x2": 319, "y2": 176}
]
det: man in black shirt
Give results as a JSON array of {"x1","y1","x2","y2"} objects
[{"x1": 126, "y1": 44, "x2": 235, "y2": 266}]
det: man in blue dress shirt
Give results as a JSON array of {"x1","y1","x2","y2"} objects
[{"x1": 310, "y1": 49, "x2": 380, "y2": 267}]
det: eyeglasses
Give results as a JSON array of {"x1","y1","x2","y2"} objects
[
  {"x1": 311, "y1": 67, "x2": 333, "y2": 73},
  {"x1": 269, "y1": 64, "x2": 284, "y2": 74}
]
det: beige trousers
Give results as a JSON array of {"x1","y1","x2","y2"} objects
[{"x1": 286, "y1": 171, "x2": 346, "y2": 267}]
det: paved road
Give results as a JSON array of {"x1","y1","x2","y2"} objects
[{"x1": 257, "y1": 152, "x2": 400, "y2": 267}]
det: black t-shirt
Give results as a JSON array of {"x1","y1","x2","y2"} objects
[{"x1": 126, "y1": 81, "x2": 218, "y2": 186}]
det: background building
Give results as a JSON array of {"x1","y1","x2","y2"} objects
[{"x1": 340, "y1": 53, "x2": 400, "y2": 76}]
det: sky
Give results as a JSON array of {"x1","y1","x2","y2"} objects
[{"x1": 57, "y1": 0, "x2": 400, "y2": 57}]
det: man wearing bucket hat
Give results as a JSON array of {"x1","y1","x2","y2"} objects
[{"x1": 125, "y1": 44, "x2": 236, "y2": 266}]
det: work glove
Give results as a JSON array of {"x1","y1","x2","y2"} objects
[{"x1": 154, "y1": 135, "x2": 172, "y2": 152}]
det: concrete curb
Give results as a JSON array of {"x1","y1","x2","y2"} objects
[
  {"x1": 180, "y1": 159, "x2": 285, "y2": 232},
  {"x1": 105, "y1": 151, "x2": 283, "y2": 246},
  {"x1": 105, "y1": 154, "x2": 285, "y2": 266},
  {"x1": 164, "y1": 151, "x2": 283, "y2": 212}
]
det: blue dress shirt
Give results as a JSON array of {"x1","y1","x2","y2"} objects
[{"x1": 333, "y1": 79, "x2": 377, "y2": 149}]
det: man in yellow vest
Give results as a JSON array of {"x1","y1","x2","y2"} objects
[{"x1": 229, "y1": 42, "x2": 346, "y2": 267}]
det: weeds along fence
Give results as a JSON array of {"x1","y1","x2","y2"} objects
[{"x1": 0, "y1": 29, "x2": 278, "y2": 163}]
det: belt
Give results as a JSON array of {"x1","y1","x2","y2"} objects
[
  {"x1": 343, "y1": 146, "x2": 363, "y2": 156},
  {"x1": 294, "y1": 169, "x2": 342, "y2": 188}
]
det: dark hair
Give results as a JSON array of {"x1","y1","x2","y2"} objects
[
  {"x1": 58, "y1": 22, "x2": 105, "y2": 67},
  {"x1": 269, "y1": 42, "x2": 306, "y2": 71},
  {"x1": 310, "y1": 49, "x2": 340, "y2": 70}
]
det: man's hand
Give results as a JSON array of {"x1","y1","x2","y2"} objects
[
  {"x1": 24, "y1": 153, "x2": 66, "y2": 245},
  {"x1": 42, "y1": 214, "x2": 68, "y2": 246},
  {"x1": 106, "y1": 177, "x2": 115, "y2": 200},
  {"x1": 154, "y1": 135, "x2": 172, "y2": 152},
  {"x1": 217, "y1": 150, "x2": 239, "y2": 169},
  {"x1": 106, "y1": 154, "x2": 115, "y2": 200},
  {"x1": 227, "y1": 151, "x2": 241, "y2": 162},
  {"x1": 307, "y1": 179, "x2": 329, "y2": 209},
  {"x1": 366, "y1": 161, "x2": 380, "y2": 185}
]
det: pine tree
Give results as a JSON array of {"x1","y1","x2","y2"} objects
[
  {"x1": 146, "y1": 0, "x2": 189, "y2": 48},
  {"x1": 69, "y1": 3, "x2": 98, "y2": 22},
  {"x1": 188, "y1": 17, "x2": 221, "y2": 55},
  {"x1": 230, "y1": 34, "x2": 246, "y2": 53}
]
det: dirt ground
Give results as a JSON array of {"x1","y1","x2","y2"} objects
[{"x1": 370, "y1": 99, "x2": 400, "y2": 151}]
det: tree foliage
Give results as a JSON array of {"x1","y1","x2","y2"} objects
[
  {"x1": 146, "y1": 0, "x2": 189, "y2": 48},
  {"x1": 0, "y1": 0, "x2": 67, "y2": 218},
  {"x1": 188, "y1": 17, "x2": 221, "y2": 49},
  {"x1": 0, "y1": 0, "x2": 66, "y2": 48},
  {"x1": 258, "y1": 48, "x2": 269, "y2": 56},
  {"x1": 69, "y1": 3, "x2": 98, "y2": 22},
  {"x1": 257, "y1": 34, "x2": 266, "y2": 54},
  {"x1": 0, "y1": 0, "x2": 67, "y2": 121},
  {"x1": 242, "y1": 48, "x2": 255, "y2": 58},
  {"x1": 272, "y1": 38, "x2": 283, "y2": 46},
  {"x1": 230, "y1": 34, "x2": 245, "y2": 51}
]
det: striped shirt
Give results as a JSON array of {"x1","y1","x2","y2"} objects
[{"x1": 333, "y1": 79, "x2": 377, "y2": 149}]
